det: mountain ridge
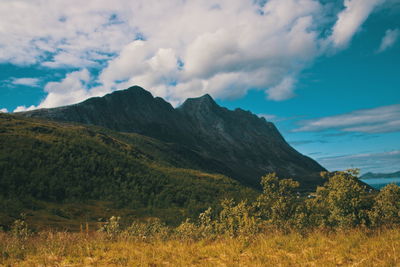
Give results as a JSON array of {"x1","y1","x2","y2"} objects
[
  {"x1": 361, "y1": 171, "x2": 400, "y2": 179},
  {"x1": 19, "y1": 85, "x2": 326, "y2": 190}
]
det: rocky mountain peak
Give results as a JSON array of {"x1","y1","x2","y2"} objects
[
  {"x1": 179, "y1": 94, "x2": 219, "y2": 112},
  {"x1": 19, "y1": 86, "x2": 325, "y2": 190}
]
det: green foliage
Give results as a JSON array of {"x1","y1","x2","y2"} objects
[
  {"x1": 10, "y1": 214, "x2": 30, "y2": 240},
  {"x1": 99, "y1": 216, "x2": 121, "y2": 239},
  {"x1": 215, "y1": 199, "x2": 260, "y2": 237},
  {"x1": 1, "y1": 114, "x2": 399, "y2": 232},
  {"x1": 125, "y1": 218, "x2": 170, "y2": 240},
  {"x1": 370, "y1": 183, "x2": 400, "y2": 226},
  {"x1": 175, "y1": 219, "x2": 200, "y2": 240},
  {"x1": 310, "y1": 170, "x2": 370, "y2": 228},
  {"x1": 0, "y1": 114, "x2": 254, "y2": 225},
  {"x1": 175, "y1": 199, "x2": 261, "y2": 239},
  {"x1": 255, "y1": 173, "x2": 300, "y2": 228}
]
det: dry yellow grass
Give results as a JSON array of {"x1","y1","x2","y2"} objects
[{"x1": 1, "y1": 228, "x2": 400, "y2": 266}]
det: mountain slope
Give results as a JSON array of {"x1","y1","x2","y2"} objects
[
  {"x1": 20, "y1": 86, "x2": 325, "y2": 189},
  {"x1": 0, "y1": 113, "x2": 254, "y2": 227}
]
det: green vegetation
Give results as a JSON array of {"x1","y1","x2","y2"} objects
[
  {"x1": 1, "y1": 171, "x2": 400, "y2": 266},
  {"x1": 1, "y1": 111, "x2": 400, "y2": 265},
  {"x1": 0, "y1": 113, "x2": 254, "y2": 228},
  {"x1": 1, "y1": 114, "x2": 398, "y2": 232}
]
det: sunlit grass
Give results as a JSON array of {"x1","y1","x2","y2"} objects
[{"x1": 1, "y1": 228, "x2": 399, "y2": 266}]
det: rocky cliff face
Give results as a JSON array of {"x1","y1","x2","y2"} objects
[{"x1": 20, "y1": 86, "x2": 325, "y2": 190}]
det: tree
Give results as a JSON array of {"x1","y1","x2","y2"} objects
[
  {"x1": 311, "y1": 169, "x2": 370, "y2": 228},
  {"x1": 370, "y1": 183, "x2": 400, "y2": 226},
  {"x1": 254, "y1": 173, "x2": 300, "y2": 228}
]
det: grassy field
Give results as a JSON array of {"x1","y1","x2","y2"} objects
[{"x1": 1, "y1": 228, "x2": 400, "y2": 266}]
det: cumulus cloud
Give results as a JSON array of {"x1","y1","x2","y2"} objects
[
  {"x1": 13, "y1": 105, "x2": 36, "y2": 112},
  {"x1": 13, "y1": 69, "x2": 110, "y2": 112},
  {"x1": 266, "y1": 76, "x2": 296, "y2": 101},
  {"x1": 39, "y1": 69, "x2": 93, "y2": 108},
  {"x1": 295, "y1": 104, "x2": 400, "y2": 133},
  {"x1": 98, "y1": 0, "x2": 324, "y2": 103},
  {"x1": 330, "y1": 0, "x2": 385, "y2": 49},
  {"x1": 378, "y1": 28, "x2": 399, "y2": 52},
  {"x1": 11, "y1": 78, "x2": 40, "y2": 87},
  {"x1": 0, "y1": 108, "x2": 8, "y2": 113},
  {"x1": 0, "y1": 1, "x2": 136, "y2": 67},
  {"x1": 317, "y1": 150, "x2": 400, "y2": 173},
  {"x1": 0, "y1": 0, "x2": 387, "y2": 109}
]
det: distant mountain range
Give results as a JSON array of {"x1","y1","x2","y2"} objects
[
  {"x1": 19, "y1": 86, "x2": 325, "y2": 190},
  {"x1": 361, "y1": 171, "x2": 400, "y2": 179}
]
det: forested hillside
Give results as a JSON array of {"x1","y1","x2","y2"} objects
[{"x1": 0, "y1": 113, "x2": 254, "y2": 228}]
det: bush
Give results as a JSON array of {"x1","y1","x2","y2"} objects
[
  {"x1": 254, "y1": 173, "x2": 300, "y2": 229},
  {"x1": 125, "y1": 218, "x2": 170, "y2": 240},
  {"x1": 370, "y1": 183, "x2": 400, "y2": 226},
  {"x1": 98, "y1": 216, "x2": 121, "y2": 240},
  {"x1": 10, "y1": 214, "x2": 30, "y2": 240},
  {"x1": 175, "y1": 219, "x2": 201, "y2": 240},
  {"x1": 309, "y1": 170, "x2": 371, "y2": 228},
  {"x1": 215, "y1": 199, "x2": 260, "y2": 237}
]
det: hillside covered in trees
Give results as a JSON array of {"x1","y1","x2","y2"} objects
[{"x1": 0, "y1": 113, "x2": 254, "y2": 228}]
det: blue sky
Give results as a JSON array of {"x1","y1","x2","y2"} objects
[{"x1": 0, "y1": 0, "x2": 399, "y2": 174}]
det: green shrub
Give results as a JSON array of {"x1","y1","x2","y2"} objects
[
  {"x1": 310, "y1": 170, "x2": 371, "y2": 228},
  {"x1": 370, "y1": 183, "x2": 400, "y2": 226},
  {"x1": 254, "y1": 173, "x2": 300, "y2": 229},
  {"x1": 99, "y1": 216, "x2": 121, "y2": 239},
  {"x1": 175, "y1": 219, "x2": 201, "y2": 240},
  {"x1": 125, "y1": 218, "x2": 170, "y2": 240},
  {"x1": 10, "y1": 214, "x2": 30, "y2": 240},
  {"x1": 215, "y1": 199, "x2": 260, "y2": 237}
]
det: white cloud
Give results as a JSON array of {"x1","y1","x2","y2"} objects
[
  {"x1": 0, "y1": 0, "x2": 388, "y2": 108},
  {"x1": 14, "y1": 105, "x2": 36, "y2": 112},
  {"x1": 317, "y1": 150, "x2": 400, "y2": 173},
  {"x1": 266, "y1": 76, "x2": 296, "y2": 101},
  {"x1": 330, "y1": 0, "x2": 385, "y2": 49},
  {"x1": 0, "y1": 0, "x2": 326, "y2": 106},
  {"x1": 378, "y1": 28, "x2": 399, "y2": 52},
  {"x1": 98, "y1": 0, "x2": 323, "y2": 103},
  {"x1": 0, "y1": 0, "x2": 135, "y2": 67},
  {"x1": 11, "y1": 78, "x2": 40, "y2": 87},
  {"x1": 0, "y1": 108, "x2": 8, "y2": 113},
  {"x1": 295, "y1": 104, "x2": 400, "y2": 133},
  {"x1": 13, "y1": 69, "x2": 109, "y2": 112},
  {"x1": 39, "y1": 69, "x2": 95, "y2": 109}
]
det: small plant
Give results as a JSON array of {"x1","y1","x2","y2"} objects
[
  {"x1": 10, "y1": 214, "x2": 31, "y2": 240},
  {"x1": 175, "y1": 219, "x2": 200, "y2": 240},
  {"x1": 99, "y1": 216, "x2": 121, "y2": 239},
  {"x1": 126, "y1": 218, "x2": 170, "y2": 240}
]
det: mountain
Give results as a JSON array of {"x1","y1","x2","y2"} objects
[
  {"x1": 0, "y1": 113, "x2": 254, "y2": 228},
  {"x1": 361, "y1": 171, "x2": 400, "y2": 179},
  {"x1": 19, "y1": 86, "x2": 325, "y2": 190}
]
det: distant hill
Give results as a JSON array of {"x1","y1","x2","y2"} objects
[
  {"x1": 19, "y1": 85, "x2": 325, "y2": 190},
  {"x1": 361, "y1": 171, "x2": 400, "y2": 179},
  {"x1": 0, "y1": 114, "x2": 254, "y2": 228}
]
